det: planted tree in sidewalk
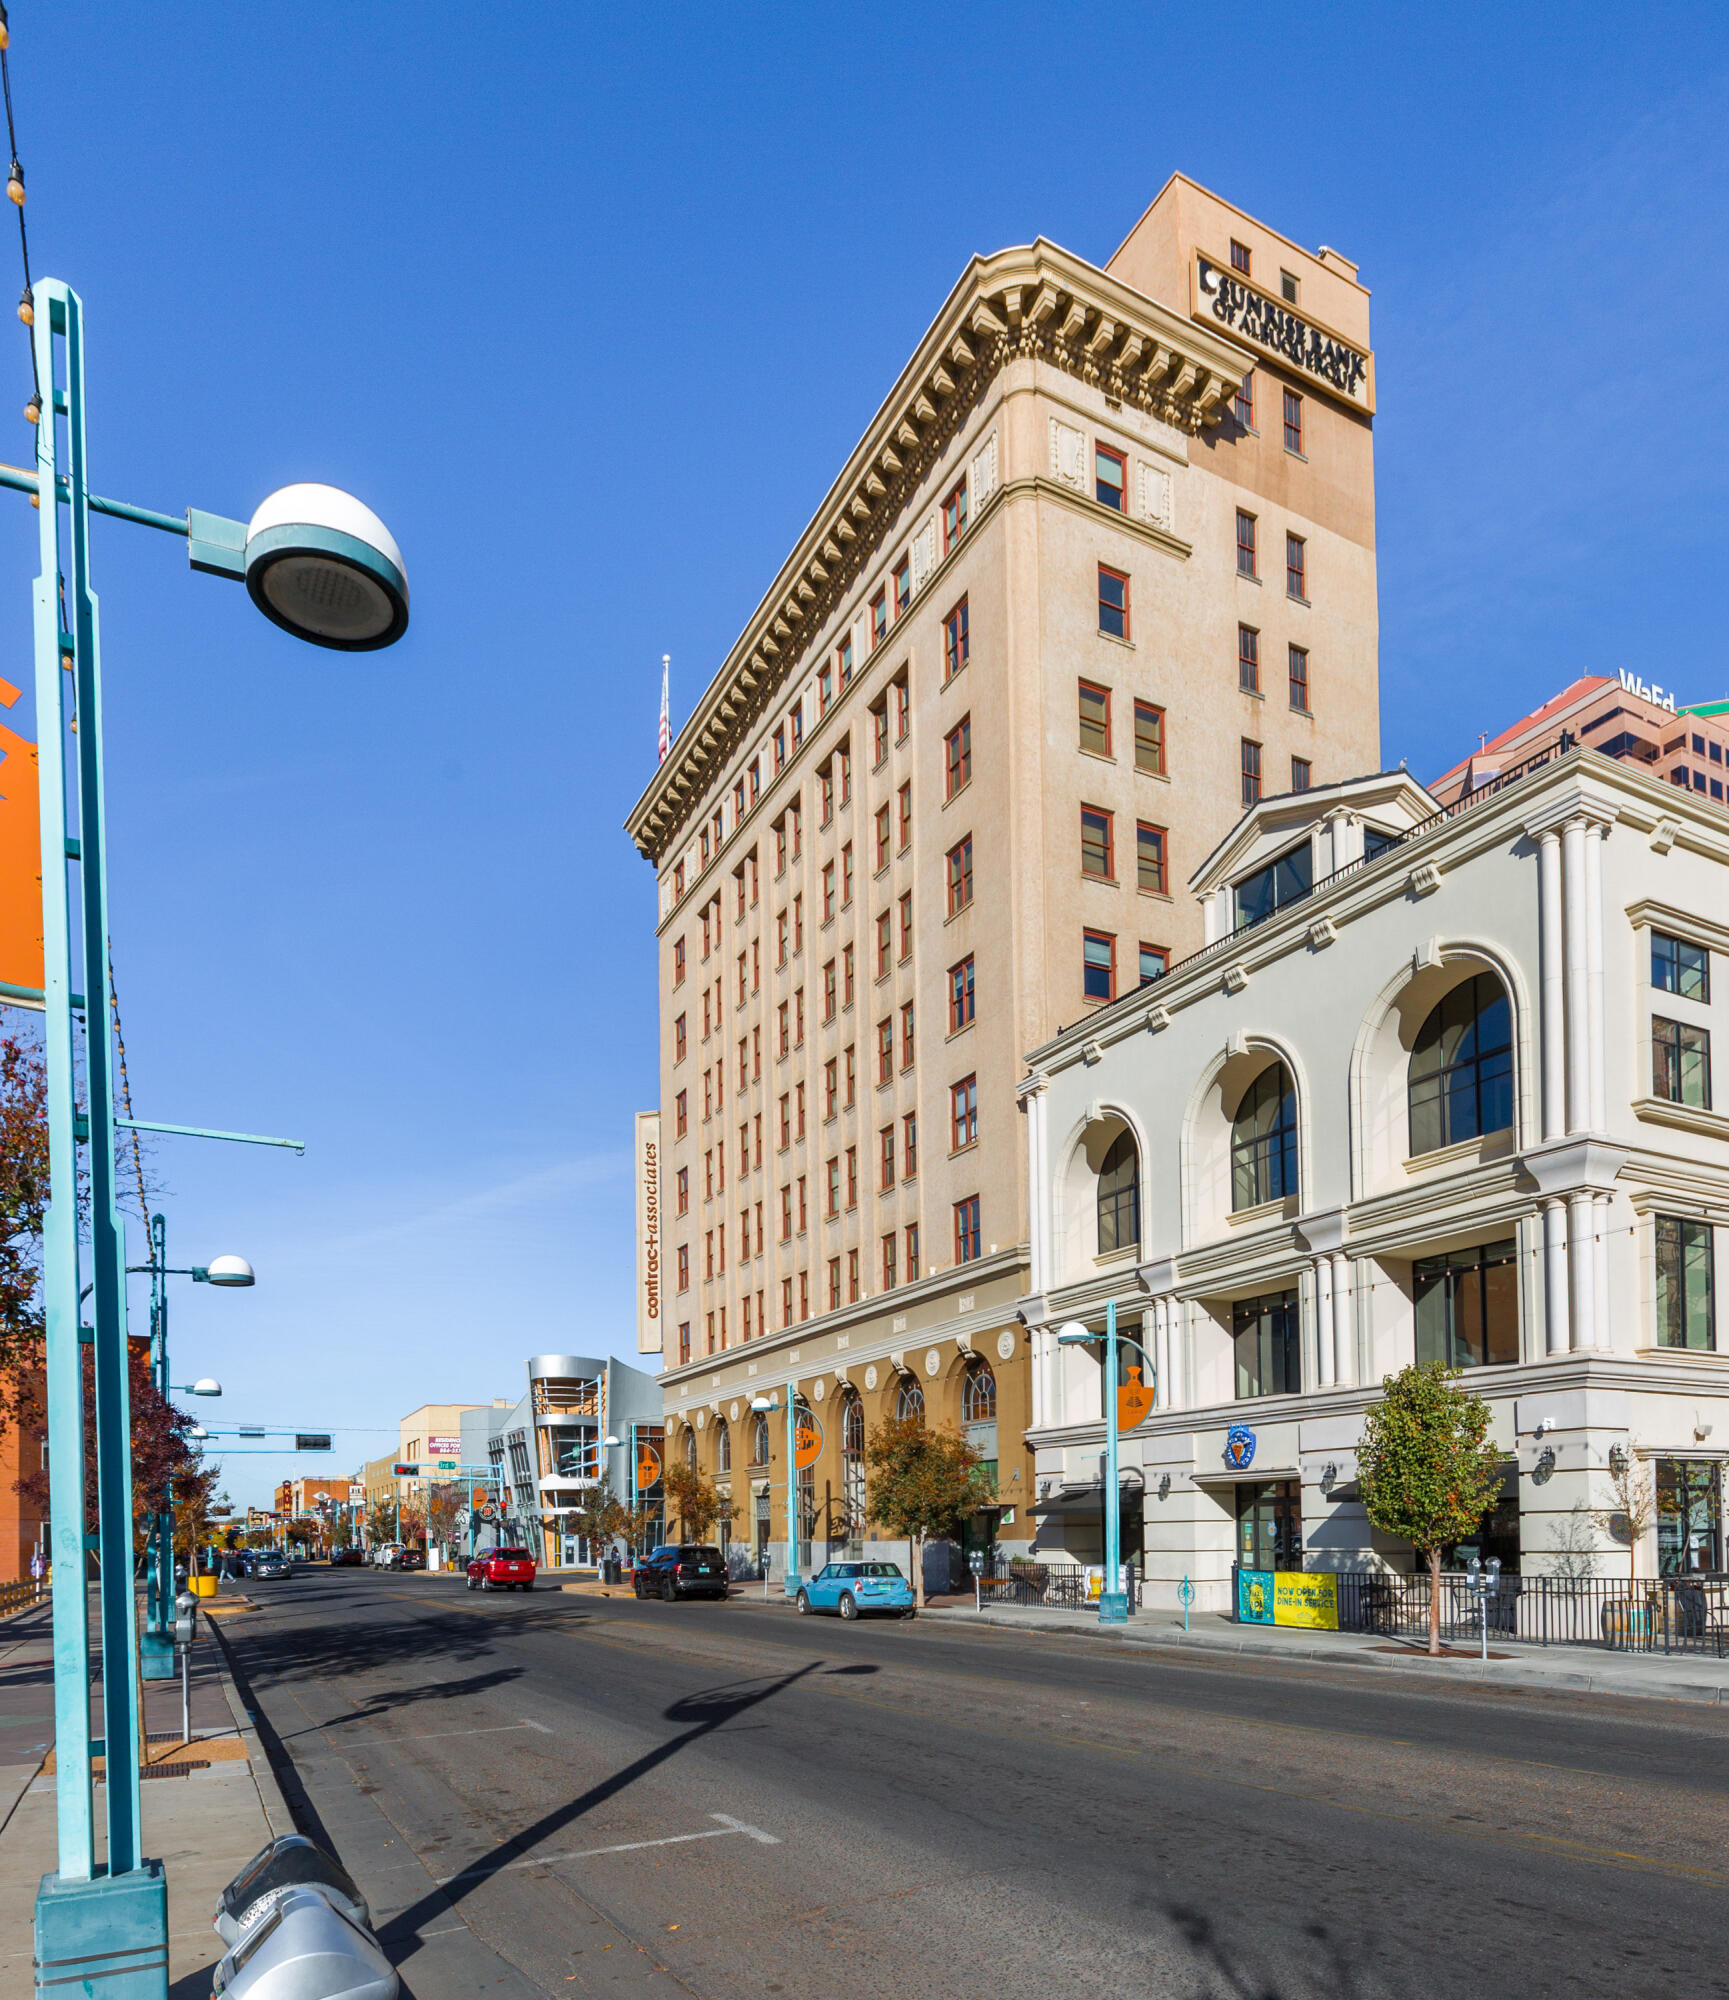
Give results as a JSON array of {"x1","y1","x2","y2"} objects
[
  {"x1": 863, "y1": 1416, "x2": 994, "y2": 1610},
  {"x1": 569, "y1": 1476, "x2": 632, "y2": 1557},
  {"x1": 1357, "y1": 1361, "x2": 1504, "y2": 1656},
  {"x1": 661, "y1": 1461, "x2": 734, "y2": 1544},
  {"x1": 1593, "y1": 1440, "x2": 1654, "y2": 1585}
]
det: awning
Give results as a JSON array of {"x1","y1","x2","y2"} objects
[
  {"x1": 1030, "y1": 1478, "x2": 1145, "y2": 1518},
  {"x1": 1191, "y1": 1467, "x2": 1301, "y2": 1486}
]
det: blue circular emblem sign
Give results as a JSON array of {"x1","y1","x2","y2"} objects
[{"x1": 1224, "y1": 1424, "x2": 1256, "y2": 1471}]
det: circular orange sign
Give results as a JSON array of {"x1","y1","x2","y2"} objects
[
  {"x1": 1117, "y1": 1362, "x2": 1154, "y2": 1432},
  {"x1": 793, "y1": 1412, "x2": 823, "y2": 1470},
  {"x1": 636, "y1": 1444, "x2": 663, "y2": 1491}
]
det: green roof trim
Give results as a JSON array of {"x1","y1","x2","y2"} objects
[{"x1": 1682, "y1": 700, "x2": 1729, "y2": 719}]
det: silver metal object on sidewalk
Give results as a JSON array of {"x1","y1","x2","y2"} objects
[
  {"x1": 215, "y1": 1835, "x2": 372, "y2": 1947},
  {"x1": 210, "y1": 1886, "x2": 397, "y2": 1999}
]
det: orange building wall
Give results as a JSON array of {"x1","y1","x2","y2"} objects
[{"x1": 0, "y1": 1405, "x2": 44, "y2": 1582}]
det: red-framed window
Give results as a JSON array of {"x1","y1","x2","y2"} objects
[
  {"x1": 870, "y1": 588, "x2": 887, "y2": 649},
  {"x1": 1098, "y1": 565, "x2": 1129, "y2": 640},
  {"x1": 1081, "y1": 806, "x2": 1114, "y2": 880},
  {"x1": 949, "y1": 955, "x2": 975, "y2": 1031},
  {"x1": 945, "y1": 715, "x2": 971, "y2": 797},
  {"x1": 1136, "y1": 822, "x2": 1167, "y2": 895},
  {"x1": 1283, "y1": 388, "x2": 1304, "y2": 455},
  {"x1": 1236, "y1": 510, "x2": 1257, "y2": 578},
  {"x1": 1134, "y1": 700, "x2": 1165, "y2": 775},
  {"x1": 951, "y1": 1074, "x2": 978, "y2": 1151},
  {"x1": 1230, "y1": 238, "x2": 1251, "y2": 275},
  {"x1": 1233, "y1": 369, "x2": 1254, "y2": 429},
  {"x1": 1238, "y1": 624, "x2": 1260, "y2": 694},
  {"x1": 1289, "y1": 644, "x2": 1310, "y2": 713},
  {"x1": 1079, "y1": 680, "x2": 1111, "y2": 755},
  {"x1": 1139, "y1": 943, "x2": 1168, "y2": 987},
  {"x1": 1286, "y1": 532, "x2": 1307, "y2": 601},
  {"x1": 893, "y1": 556, "x2": 911, "y2": 617},
  {"x1": 954, "y1": 1195, "x2": 982, "y2": 1265},
  {"x1": 943, "y1": 598, "x2": 970, "y2": 681},
  {"x1": 1291, "y1": 756, "x2": 1312, "y2": 793},
  {"x1": 1083, "y1": 930, "x2": 1115, "y2": 1002},
  {"x1": 947, "y1": 836, "x2": 973, "y2": 913},
  {"x1": 1094, "y1": 443, "x2": 1126, "y2": 511},
  {"x1": 1241, "y1": 738, "x2": 1263, "y2": 806},
  {"x1": 942, "y1": 477, "x2": 969, "y2": 554}
]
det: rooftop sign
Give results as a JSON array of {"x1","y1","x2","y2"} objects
[
  {"x1": 1617, "y1": 668, "x2": 1677, "y2": 714},
  {"x1": 1192, "y1": 253, "x2": 1374, "y2": 414}
]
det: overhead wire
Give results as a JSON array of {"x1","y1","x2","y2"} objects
[{"x1": 0, "y1": 3, "x2": 39, "y2": 407}]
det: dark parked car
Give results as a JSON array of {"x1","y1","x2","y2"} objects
[
  {"x1": 331, "y1": 1547, "x2": 365, "y2": 1568},
  {"x1": 396, "y1": 1549, "x2": 424, "y2": 1571},
  {"x1": 633, "y1": 1544, "x2": 728, "y2": 1602},
  {"x1": 466, "y1": 1547, "x2": 537, "y2": 1591}
]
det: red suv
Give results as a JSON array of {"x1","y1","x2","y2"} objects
[{"x1": 466, "y1": 1547, "x2": 537, "y2": 1592}]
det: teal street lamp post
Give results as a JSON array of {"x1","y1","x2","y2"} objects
[
  {"x1": 749, "y1": 1390, "x2": 802, "y2": 1597},
  {"x1": 1057, "y1": 1302, "x2": 1155, "y2": 1626},
  {"x1": 131, "y1": 1221, "x2": 252, "y2": 1680},
  {"x1": 22, "y1": 279, "x2": 408, "y2": 1998}
]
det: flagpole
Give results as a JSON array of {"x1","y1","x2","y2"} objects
[{"x1": 657, "y1": 653, "x2": 671, "y2": 766}]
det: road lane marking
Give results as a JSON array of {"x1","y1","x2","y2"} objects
[
  {"x1": 435, "y1": 1812, "x2": 780, "y2": 1884},
  {"x1": 523, "y1": 1720, "x2": 554, "y2": 1733}
]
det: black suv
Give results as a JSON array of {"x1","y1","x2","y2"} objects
[{"x1": 634, "y1": 1545, "x2": 728, "y2": 1602}]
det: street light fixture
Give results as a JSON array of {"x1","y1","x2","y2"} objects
[
  {"x1": 197, "y1": 1255, "x2": 255, "y2": 1288},
  {"x1": 21, "y1": 278, "x2": 408, "y2": 1988},
  {"x1": 748, "y1": 1389, "x2": 803, "y2": 1598},
  {"x1": 1056, "y1": 1301, "x2": 1154, "y2": 1627}
]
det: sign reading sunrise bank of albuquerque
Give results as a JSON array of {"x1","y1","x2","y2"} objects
[
  {"x1": 636, "y1": 1110, "x2": 662, "y2": 1353},
  {"x1": 1192, "y1": 253, "x2": 1374, "y2": 414}
]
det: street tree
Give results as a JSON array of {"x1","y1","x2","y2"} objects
[
  {"x1": 661, "y1": 1461, "x2": 734, "y2": 1543},
  {"x1": 1592, "y1": 1439, "x2": 1654, "y2": 1585},
  {"x1": 1357, "y1": 1361, "x2": 1504, "y2": 1655},
  {"x1": 863, "y1": 1415, "x2": 994, "y2": 1609},
  {"x1": 570, "y1": 1476, "x2": 632, "y2": 1557}
]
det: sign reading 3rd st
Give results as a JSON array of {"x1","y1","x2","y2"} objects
[{"x1": 1193, "y1": 254, "x2": 1374, "y2": 413}]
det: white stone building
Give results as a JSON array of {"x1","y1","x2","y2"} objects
[{"x1": 1019, "y1": 744, "x2": 1729, "y2": 1608}]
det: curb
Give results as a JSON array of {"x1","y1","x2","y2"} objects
[
  {"x1": 204, "y1": 1613, "x2": 295, "y2": 1839},
  {"x1": 923, "y1": 1606, "x2": 1729, "y2": 1705}
]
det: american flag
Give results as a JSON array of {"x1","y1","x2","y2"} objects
[{"x1": 657, "y1": 654, "x2": 671, "y2": 765}]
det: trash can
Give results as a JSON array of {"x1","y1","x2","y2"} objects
[{"x1": 602, "y1": 1556, "x2": 621, "y2": 1585}]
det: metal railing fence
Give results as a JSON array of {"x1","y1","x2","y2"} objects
[{"x1": 1329, "y1": 1569, "x2": 1729, "y2": 1655}]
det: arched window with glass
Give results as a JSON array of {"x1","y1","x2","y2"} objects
[
  {"x1": 897, "y1": 1376, "x2": 926, "y2": 1423},
  {"x1": 841, "y1": 1393, "x2": 865, "y2": 1554},
  {"x1": 751, "y1": 1412, "x2": 769, "y2": 1467},
  {"x1": 1231, "y1": 1063, "x2": 1298, "y2": 1211},
  {"x1": 1097, "y1": 1131, "x2": 1140, "y2": 1255},
  {"x1": 961, "y1": 1359, "x2": 998, "y2": 1489},
  {"x1": 683, "y1": 1427, "x2": 697, "y2": 1473},
  {"x1": 715, "y1": 1419, "x2": 731, "y2": 1474},
  {"x1": 1408, "y1": 971, "x2": 1513, "y2": 1157}
]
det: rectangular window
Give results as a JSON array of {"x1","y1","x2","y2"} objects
[
  {"x1": 1098, "y1": 565, "x2": 1129, "y2": 640},
  {"x1": 1233, "y1": 1289, "x2": 1301, "y2": 1397},
  {"x1": 875, "y1": 802, "x2": 891, "y2": 871},
  {"x1": 818, "y1": 663, "x2": 833, "y2": 715},
  {"x1": 1079, "y1": 680, "x2": 1112, "y2": 756},
  {"x1": 776, "y1": 1002, "x2": 789, "y2": 1059},
  {"x1": 797, "y1": 1171, "x2": 807, "y2": 1227},
  {"x1": 781, "y1": 1277, "x2": 793, "y2": 1326},
  {"x1": 799, "y1": 1270, "x2": 809, "y2": 1321},
  {"x1": 847, "y1": 1249, "x2": 860, "y2": 1303},
  {"x1": 947, "y1": 837, "x2": 973, "y2": 914},
  {"x1": 1656, "y1": 1215, "x2": 1715, "y2": 1350},
  {"x1": 1083, "y1": 929, "x2": 1115, "y2": 1002},
  {"x1": 675, "y1": 1089, "x2": 688, "y2": 1138},
  {"x1": 778, "y1": 1094, "x2": 790, "y2": 1149},
  {"x1": 828, "y1": 1257, "x2": 841, "y2": 1313},
  {"x1": 898, "y1": 891, "x2": 913, "y2": 960},
  {"x1": 1288, "y1": 644, "x2": 1310, "y2": 712},
  {"x1": 678, "y1": 1321, "x2": 691, "y2": 1364},
  {"x1": 1291, "y1": 756, "x2": 1312, "y2": 793},
  {"x1": 943, "y1": 598, "x2": 970, "y2": 681},
  {"x1": 1081, "y1": 806, "x2": 1114, "y2": 879},
  {"x1": 845, "y1": 1146, "x2": 857, "y2": 1207},
  {"x1": 871, "y1": 699, "x2": 889, "y2": 767},
  {"x1": 893, "y1": 556, "x2": 911, "y2": 617},
  {"x1": 823, "y1": 959, "x2": 836, "y2": 1023},
  {"x1": 875, "y1": 910, "x2": 892, "y2": 979},
  {"x1": 841, "y1": 842, "x2": 854, "y2": 907},
  {"x1": 1286, "y1": 533, "x2": 1307, "y2": 601},
  {"x1": 1235, "y1": 839, "x2": 1313, "y2": 930},
  {"x1": 900, "y1": 998, "x2": 915, "y2": 1067},
  {"x1": 870, "y1": 588, "x2": 887, "y2": 649},
  {"x1": 774, "y1": 726, "x2": 787, "y2": 773},
  {"x1": 838, "y1": 748, "x2": 850, "y2": 805},
  {"x1": 819, "y1": 769, "x2": 834, "y2": 828},
  {"x1": 673, "y1": 860, "x2": 685, "y2": 901},
  {"x1": 1139, "y1": 943, "x2": 1168, "y2": 986},
  {"x1": 903, "y1": 1112, "x2": 918, "y2": 1180},
  {"x1": 677, "y1": 1245, "x2": 690, "y2": 1292},
  {"x1": 945, "y1": 716, "x2": 971, "y2": 797},
  {"x1": 1282, "y1": 387, "x2": 1303, "y2": 455},
  {"x1": 1136, "y1": 822, "x2": 1167, "y2": 895},
  {"x1": 882, "y1": 1231, "x2": 898, "y2": 1292},
  {"x1": 1238, "y1": 624, "x2": 1259, "y2": 694},
  {"x1": 905, "y1": 1220, "x2": 920, "y2": 1276},
  {"x1": 796, "y1": 1082, "x2": 806, "y2": 1138},
  {"x1": 1230, "y1": 238, "x2": 1251, "y2": 275},
  {"x1": 790, "y1": 703, "x2": 804, "y2": 749},
  {"x1": 822, "y1": 862, "x2": 836, "y2": 924},
  {"x1": 826, "y1": 1156, "x2": 840, "y2": 1219},
  {"x1": 794, "y1": 986, "x2": 805, "y2": 1045},
  {"x1": 837, "y1": 635, "x2": 852, "y2": 687},
  {"x1": 1280, "y1": 268, "x2": 1299, "y2": 303},
  {"x1": 779, "y1": 1183, "x2": 791, "y2": 1239},
  {"x1": 951, "y1": 1074, "x2": 978, "y2": 1151},
  {"x1": 776, "y1": 910, "x2": 789, "y2": 967},
  {"x1": 897, "y1": 780, "x2": 912, "y2": 851},
  {"x1": 1236, "y1": 510, "x2": 1257, "y2": 579},
  {"x1": 673, "y1": 937, "x2": 686, "y2": 985},
  {"x1": 1414, "y1": 1240, "x2": 1519, "y2": 1369},
  {"x1": 879, "y1": 1125, "x2": 895, "y2": 1191},
  {"x1": 1241, "y1": 738, "x2": 1263, "y2": 807},
  {"x1": 1654, "y1": 1016, "x2": 1711, "y2": 1107},
  {"x1": 1094, "y1": 443, "x2": 1126, "y2": 511},
  {"x1": 824, "y1": 1056, "x2": 838, "y2": 1119},
  {"x1": 955, "y1": 1195, "x2": 982, "y2": 1265},
  {"x1": 1653, "y1": 931, "x2": 1710, "y2": 1001},
  {"x1": 842, "y1": 944, "x2": 855, "y2": 1006},
  {"x1": 942, "y1": 478, "x2": 969, "y2": 553},
  {"x1": 1233, "y1": 369, "x2": 1254, "y2": 429},
  {"x1": 749, "y1": 759, "x2": 761, "y2": 805},
  {"x1": 674, "y1": 1014, "x2": 687, "y2": 1063},
  {"x1": 1133, "y1": 700, "x2": 1166, "y2": 776},
  {"x1": 844, "y1": 1043, "x2": 856, "y2": 1105},
  {"x1": 949, "y1": 955, "x2": 975, "y2": 1031},
  {"x1": 676, "y1": 1166, "x2": 689, "y2": 1216},
  {"x1": 894, "y1": 680, "x2": 910, "y2": 742},
  {"x1": 877, "y1": 1016, "x2": 893, "y2": 1085}
]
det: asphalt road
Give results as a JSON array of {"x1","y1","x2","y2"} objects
[{"x1": 217, "y1": 1569, "x2": 1729, "y2": 2000}]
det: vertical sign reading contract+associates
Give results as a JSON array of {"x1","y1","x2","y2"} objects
[{"x1": 636, "y1": 1110, "x2": 662, "y2": 1354}]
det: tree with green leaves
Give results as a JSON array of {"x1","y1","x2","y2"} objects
[
  {"x1": 661, "y1": 1461, "x2": 734, "y2": 1544},
  {"x1": 863, "y1": 1415, "x2": 994, "y2": 1610},
  {"x1": 1357, "y1": 1361, "x2": 1505, "y2": 1655}
]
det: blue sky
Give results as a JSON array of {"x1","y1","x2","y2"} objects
[{"x1": 0, "y1": 6, "x2": 1724, "y2": 1507}]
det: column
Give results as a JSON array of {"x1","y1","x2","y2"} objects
[
  {"x1": 1314, "y1": 1258, "x2": 1335, "y2": 1388},
  {"x1": 1022, "y1": 1079, "x2": 1049, "y2": 1297},
  {"x1": 1543, "y1": 1198, "x2": 1570, "y2": 1355},
  {"x1": 1151, "y1": 1298, "x2": 1167, "y2": 1411},
  {"x1": 1561, "y1": 818, "x2": 1590, "y2": 1134},
  {"x1": 1593, "y1": 1192, "x2": 1613, "y2": 1352},
  {"x1": 1331, "y1": 1254, "x2": 1353, "y2": 1387},
  {"x1": 1538, "y1": 827, "x2": 1565, "y2": 1142},
  {"x1": 1568, "y1": 1188, "x2": 1596, "y2": 1351},
  {"x1": 1584, "y1": 822, "x2": 1607, "y2": 1133}
]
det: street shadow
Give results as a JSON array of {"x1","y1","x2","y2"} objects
[
  {"x1": 303, "y1": 1666, "x2": 528, "y2": 1735},
  {"x1": 370, "y1": 1660, "x2": 824, "y2": 1961},
  {"x1": 1159, "y1": 1900, "x2": 1376, "y2": 2000}
]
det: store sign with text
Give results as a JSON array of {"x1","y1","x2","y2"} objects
[
  {"x1": 1193, "y1": 254, "x2": 1374, "y2": 413},
  {"x1": 636, "y1": 1110, "x2": 662, "y2": 1353}
]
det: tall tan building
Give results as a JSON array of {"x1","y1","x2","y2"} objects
[{"x1": 625, "y1": 175, "x2": 1381, "y2": 1578}]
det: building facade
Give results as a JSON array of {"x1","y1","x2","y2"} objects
[
  {"x1": 627, "y1": 175, "x2": 1383, "y2": 1580},
  {"x1": 1022, "y1": 743, "x2": 1729, "y2": 1607}
]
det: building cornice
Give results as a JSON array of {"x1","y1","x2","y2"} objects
[{"x1": 623, "y1": 238, "x2": 1253, "y2": 866}]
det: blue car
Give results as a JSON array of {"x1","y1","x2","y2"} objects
[{"x1": 796, "y1": 1561, "x2": 916, "y2": 1620}]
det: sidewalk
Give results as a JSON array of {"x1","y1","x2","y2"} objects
[
  {"x1": 920, "y1": 1598, "x2": 1729, "y2": 1704},
  {"x1": 0, "y1": 1597, "x2": 291, "y2": 1999}
]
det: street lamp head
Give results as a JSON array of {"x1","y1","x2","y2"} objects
[
  {"x1": 1055, "y1": 1321, "x2": 1094, "y2": 1347},
  {"x1": 189, "y1": 1425, "x2": 208, "y2": 1439},
  {"x1": 201, "y1": 1255, "x2": 255, "y2": 1289},
  {"x1": 603, "y1": 1435, "x2": 621, "y2": 1448},
  {"x1": 749, "y1": 1394, "x2": 775, "y2": 1412},
  {"x1": 189, "y1": 1377, "x2": 223, "y2": 1397},
  {"x1": 244, "y1": 483, "x2": 409, "y2": 651}
]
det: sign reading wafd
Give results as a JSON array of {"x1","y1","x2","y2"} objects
[
  {"x1": 1193, "y1": 254, "x2": 1374, "y2": 413},
  {"x1": 636, "y1": 1110, "x2": 662, "y2": 1354}
]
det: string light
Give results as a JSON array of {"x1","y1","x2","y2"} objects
[
  {"x1": 5, "y1": 159, "x2": 20, "y2": 207},
  {"x1": 0, "y1": 5, "x2": 37, "y2": 413},
  {"x1": 22, "y1": 386, "x2": 36, "y2": 422},
  {"x1": 15, "y1": 283, "x2": 27, "y2": 325}
]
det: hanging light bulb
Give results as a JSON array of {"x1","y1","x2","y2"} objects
[
  {"x1": 6, "y1": 161, "x2": 23, "y2": 207},
  {"x1": 23, "y1": 389, "x2": 39, "y2": 424},
  {"x1": 0, "y1": 6, "x2": 12, "y2": 52},
  {"x1": 16, "y1": 287, "x2": 30, "y2": 327}
]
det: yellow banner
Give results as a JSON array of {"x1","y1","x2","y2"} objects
[{"x1": 1274, "y1": 1572, "x2": 1339, "y2": 1629}]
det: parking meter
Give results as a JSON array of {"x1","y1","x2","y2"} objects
[
  {"x1": 174, "y1": 1590, "x2": 198, "y2": 1646},
  {"x1": 968, "y1": 1547, "x2": 985, "y2": 1610}
]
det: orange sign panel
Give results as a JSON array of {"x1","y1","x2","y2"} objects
[
  {"x1": 636, "y1": 1444, "x2": 662, "y2": 1492},
  {"x1": 0, "y1": 680, "x2": 42, "y2": 997},
  {"x1": 1117, "y1": 1362, "x2": 1154, "y2": 1432},
  {"x1": 793, "y1": 1412, "x2": 823, "y2": 1471}
]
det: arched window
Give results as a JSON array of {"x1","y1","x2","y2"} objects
[
  {"x1": 1097, "y1": 1131, "x2": 1140, "y2": 1255},
  {"x1": 897, "y1": 1377, "x2": 926, "y2": 1423},
  {"x1": 715, "y1": 1419, "x2": 731, "y2": 1473},
  {"x1": 1231, "y1": 1062, "x2": 1298, "y2": 1211},
  {"x1": 841, "y1": 1394, "x2": 865, "y2": 1549},
  {"x1": 683, "y1": 1427, "x2": 697, "y2": 1473},
  {"x1": 1408, "y1": 971, "x2": 1513, "y2": 1156},
  {"x1": 751, "y1": 1412, "x2": 769, "y2": 1466},
  {"x1": 842, "y1": 1395, "x2": 865, "y2": 1456},
  {"x1": 961, "y1": 1361, "x2": 997, "y2": 1422}
]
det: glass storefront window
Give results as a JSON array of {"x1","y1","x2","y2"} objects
[
  {"x1": 1233, "y1": 1289, "x2": 1300, "y2": 1399},
  {"x1": 1414, "y1": 1238, "x2": 1518, "y2": 1368},
  {"x1": 1657, "y1": 1459, "x2": 1722, "y2": 1576},
  {"x1": 1655, "y1": 1216, "x2": 1715, "y2": 1350},
  {"x1": 1236, "y1": 1480, "x2": 1303, "y2": 1570}
]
